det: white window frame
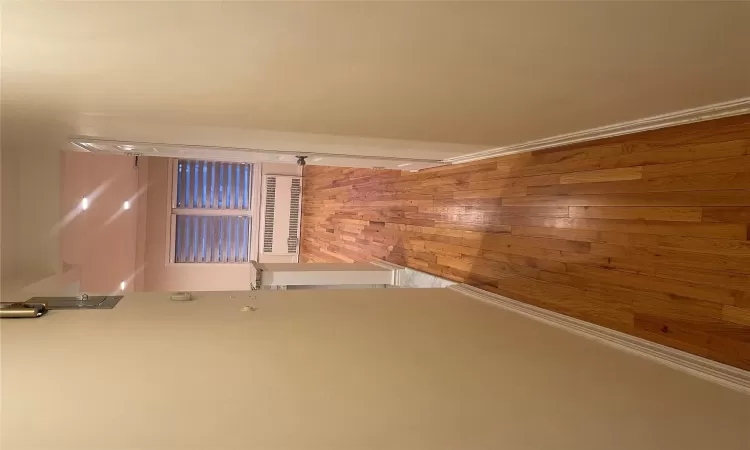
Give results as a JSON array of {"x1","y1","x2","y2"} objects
[{"x1": 165, "y1": 159, "x2": 261, "y2": 265}]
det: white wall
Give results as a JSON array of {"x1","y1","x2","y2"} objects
[
  {"x1": 7, "y1": 3, "x2": 750, "y2": 151},
  {"x1": 0, "y1": 116, "x2": 69, "y2": 294},
  {"x1": 18, "y1": 129, "x2": 63, "y2": 279},
  {"x1": 2, "y1": 288, "x2": 749, "y2": 449}
]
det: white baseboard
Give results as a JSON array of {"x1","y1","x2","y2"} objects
[
  {"x1": 449, "y1": 284, "x2": 750, "y2": 394},
  {"x1": 372, "y1": 260, "x2": 456, "y2": 288},
  {"x1": 444, "y1": 97, "x2": 750, "y2": 164}
]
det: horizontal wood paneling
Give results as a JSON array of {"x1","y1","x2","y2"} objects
[
  {"x1": 501, "y1": 190, "x2": 750, "y2": 207},
  {"x1": 302, "y1": 114, "x2": 750, "y2": 371},
  {"x1": 560, "y1": 167, "x2": 643, "y2": 184},
  {"x1": 569, "y1": 206, "x2": 702, "y2": 222}
]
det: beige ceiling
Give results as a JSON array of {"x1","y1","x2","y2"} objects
[{"x1": 3, "y1": 1, "x2": 750, "y2": 148}]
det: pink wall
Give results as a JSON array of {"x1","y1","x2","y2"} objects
[
  {"x1": 61, "y1": 154, "x2": 297, "y2": 292},
  {"x1": 143, "y1": 157, "x2": 251, "y2": 292},
  {"x1": 59, "y1": 152, "x2": 139, "y2": 293}
]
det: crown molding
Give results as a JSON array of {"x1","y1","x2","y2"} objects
[
  {"x1": 444, "y1": 97, "x2": 750, "y2": 165},
  {"x1": 450, "y1": 284, "x2": 750, "y2": 394}
]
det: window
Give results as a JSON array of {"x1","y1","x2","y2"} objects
[{"x1": 170, "y1": 159, "x2": 253, "y2": 263}]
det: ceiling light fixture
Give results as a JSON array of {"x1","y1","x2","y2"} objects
[
  {"x1": 120, "y1": 281, "x2": 126, "y2": 291},
  {"x1": 123, "y1": 201, "x2": 131, "y2": 210},
  {"x1": 81, "y1": 197, "x2": 90, "y2": 210}
]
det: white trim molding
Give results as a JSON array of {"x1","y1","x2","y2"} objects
[
  {"x1": 371, "y1": 259, "x2": 456, "y2": 288},
  {"x1": 370, "y1": 260, "x2": 406, "y2": 286},
  {"x1": 450, "y1": 284, "x2": 750, "y2": 394},
  {"x1": 444, "y1": 97, "x2": 750, "y2": 165}
]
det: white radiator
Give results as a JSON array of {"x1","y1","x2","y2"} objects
[{"x1": 261, "y1": 175, "x2": 302, "y2": 257}]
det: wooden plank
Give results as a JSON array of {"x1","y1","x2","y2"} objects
[
  {"x1": 565, "y1": 263, "x2": 741, "y2": 305},
  {"x1": 510, "y1": 255, "x2": 567, "y2": 273},
  {"x1": 623, "y1": 138, "x2": 750, "y2": 160},
  {"x1": 445, "y1": 174, "x2": 561, "y2": 191},
  {"x1": 595, "y1": 231, "x2": 660, "y2": 247},
  {"x1": 702, "y1": 207, "x2": 750, "y2": 223},
  {"x1": 499, "y1": 139, "x2": 750, "y2": 178},
  {"x1": 431, "y1": 205, "x2": 569, "y2": 218},
  {"x1": 483, "y1": 246, "x2": 607, "y2": 266},
  {"x1": 420, "y1": 240, "x2": 483, "y2": 258},
  {"x1": 510, "y1": 225, "x2": 600, "y2": 242},
  {"x1": 530, "y1": 266, "x2": 727, "y2": 310},
  {"x1": 642, "y1": 155, "x2": 750, "y2": 179},
  {"x1": 527, "y1": 172, "x2": 750, "y2": 196},
  {"x1": 655, "y1": 235, "x2": 750, "y2": 256},
  {"x1": 738, "y1": 292, "x2": 750, "y2": 309},
  {"x1": 590, "y1": 242, "x2": 750, "y2": 274},
  {"x1": 435, "y1": 254, "x2": 509, "y2": 278},
  {"x1": 480, "y1": 233, "x2": 591, "y2": 253},
  {"x1": 634, "y1": 315, "x2": 711, "y2": 357},
  {"x1": 516, "y1": 218, "x2": 747, "y2": 239},
  {"x1": 434, "y1": 221, "x2": 512, "y2": 234},
  {"x1": 723, "y1": 305, "x2": 750, "y2": 326},
  {"x1": 569, "y1": 206, "x2": 702, "y2": 222},
  {"x1": 632, "y1": 295, "x2": 723, "y2": 324},
  {"x1": 502, "y1": 190, "x2": 750, "y2": 207},
  {"x1": 654, "y1": 266, "x2": 750, "y2": 292},
  {"x1": 708, "y1": 335, "x2": 750, "y2": 370},
  {"x1": 560, "y1": 167, "x2": 643, "y2": 184},
  {"x1": 491, "y1": 273, "x2": 634, "y2": 332},
  {"x1": 451, "y1": 186, "x2": 527, "y2": 199}
]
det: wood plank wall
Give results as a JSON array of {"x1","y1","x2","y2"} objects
[{"x1": 301, "y1": 114, "x2": 750, "y2": 371}]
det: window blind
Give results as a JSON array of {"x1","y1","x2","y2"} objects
[
  {"x1": 175, "y1": 215, "x2": 250, "y2": 263},
  {"x1": 176, "y1": 160, "x2": 251, "y2": 209},
  {"x1": 173, "y1": 160, "x2": 253, "y2": 263}
]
